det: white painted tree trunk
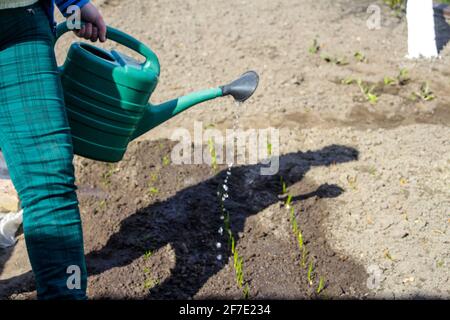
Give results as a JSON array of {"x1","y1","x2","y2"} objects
[{"x1": 407, "y1": 0, "x2": 438, "y2": 58}]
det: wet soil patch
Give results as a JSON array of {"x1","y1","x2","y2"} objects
[{"x1": 74, "y1": 139, "x2": 370, "y2": 299}]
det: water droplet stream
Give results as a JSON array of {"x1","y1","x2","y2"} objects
[{"x1": 216, "y1": 102, "x2": 242, "y2": 261}]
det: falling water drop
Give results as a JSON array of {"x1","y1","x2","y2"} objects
[{"x1": 214, "y1": 101, "x2": 242, "y2": 264}]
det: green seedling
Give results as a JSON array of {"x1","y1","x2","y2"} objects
[
  {"x1": 307, "y1": 261, "x2": 314, "y2": 286},
  {"x1": 143, "y1": 277, "x2": 159, "y2": 290},
  {"x1": 309, "y1": 39, "x2": 320, "y2": 54},
  {"x1": 341, "y1": 76, "x2": 355, "y2": 85},
  {"x1": 162, "y1": 155, "x2": 171, "y2": 166},
  {"x1": 317, "y1": 277, "x2": 326, "y2": 294},
  {"x1": 143, "y1": 250, "x2": 153, "y2": 261},
  {"x1": 413, "y1": 82, "x2": 435, "y2": 101},
  {"x1": 297, "y1": 231, "x2": 304, "y2": 250},
  {"x1": 285, "y1": 194, "x2": 293, "y2": 208},
  {"x1": 383, "y1": 0, "x2": 406, "y2": 17},
  {"x1": 101, "y1": 163, "x2": 116, "y2": 186},
  {"x1": 231, "y1": 235, "x2": 236, "y2": 254},
  {"x1": 267, "y1": 142, "x2": 272, "y2": 157},
  {"x1": 383, "y1": 76, "x2": 396, "y2": 86},
  {"x1": 354, "y1": 51, "x2": 366, "y2": 62},
  {"x1": 280, "y1": 176, "x2": 287, "y2": 195},
  {"x1": 290, "y1": 207, "x2": 298, "y2": 234},
  {"x1": 236, "y1": 257, "x2": 244, "y2": 287},
  {"x1": 148, "y1": 186, "x2": 159, "y2": 195},
  {"x1": 383, "y1": 0, "x2": 404, "y2": 10},
  {"x1": 301, "y1": 247, "x2": 308, "y2": 268},
  {"x1": 397, "y1": 68, "x2": 410, "y2": 85},
  {"x1": 150, "y1": 173, "x2": 158, "y2": 182},
  {"x1": 208, "y1": 137, "x2": 218, "y2": 171},
  {"x1": 357, "y1": 80, "x2": 378, "y2": 104},
  {"x1": 243, "y1": 284, "x2": 250, "y2": 299},
  {"x1": 366, "y1": 92, "x2": 378, "y2": 104}
]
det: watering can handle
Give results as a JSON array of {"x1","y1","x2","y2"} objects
[{"x1": 55, "y1": 22, "x2": 160, "y2": 75}]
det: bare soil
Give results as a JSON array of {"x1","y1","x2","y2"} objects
[{"x1": 1, "y1": 0, "x2": 449, "y2": 299}]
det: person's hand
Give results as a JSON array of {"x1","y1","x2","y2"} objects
[{"x1": 74, "y1": 3, "x2": 107, "y2": 43}]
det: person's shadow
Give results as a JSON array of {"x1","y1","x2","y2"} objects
[
  {"x1": 0, "y1": 143, "x2": 359, "y2": 299},
  {"x1": 84, "y1": 143, "x2": 359, "y2": 299}
]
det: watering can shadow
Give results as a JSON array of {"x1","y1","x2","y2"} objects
[{"x1": 56, "y1": 23, "x2": 259, "y2": 163}]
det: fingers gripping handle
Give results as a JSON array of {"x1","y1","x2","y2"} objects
[{"x1": 55, "y1": 22, "x2": 160, "y2": 75}]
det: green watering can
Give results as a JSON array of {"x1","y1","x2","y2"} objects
[{"x1": 55, "y1": 23, "x2": 259, "y2": 163}]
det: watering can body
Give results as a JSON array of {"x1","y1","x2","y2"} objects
[{"x1": 56, "y1": 23, "x2": 258, "y2": 162}]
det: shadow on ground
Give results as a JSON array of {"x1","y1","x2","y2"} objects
[{"x1": 1, "y1": 141, "x2": 370, "y2": 299}]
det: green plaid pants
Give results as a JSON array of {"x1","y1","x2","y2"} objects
[{"x1": 0, "y1": 2, "x2": 87, "y2": 299}]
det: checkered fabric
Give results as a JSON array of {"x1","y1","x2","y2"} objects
[{"x1": 0, "y1": 2, "x2": 87, "y2": 299}]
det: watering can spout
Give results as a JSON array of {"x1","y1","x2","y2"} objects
[
  {"x1": 130, "y1": 87, "x2": 223, "y2": 140},
  {"x1": 130, "y1": 71, "x2": 259, "y2": 141}
]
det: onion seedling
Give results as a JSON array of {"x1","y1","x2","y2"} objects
[
  {"x1": 280, "y1": 176, "x2": 287, "y2": 195},
  {"x1": 297, "y1": 231, "x2": 304, "y2": 250},
  {"x1": 317, "y1": 276, "x2": 326, "y2": 294},
  {"x1": 285, "y1": 194, "x2": 293, "y2": 209},
  {"x1": 243, "y1": 284, "x2": 250, "y2": 299},
  {"x1": 267, "y1": 142, "x2": 272, "y2": 157},
  {"x1": 208, "y1": 137, "x2": 218, "y2": 171}
]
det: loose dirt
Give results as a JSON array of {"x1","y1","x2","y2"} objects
[{"x1": 1, "y1": 0, "x2": 449, "y2": 299}]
